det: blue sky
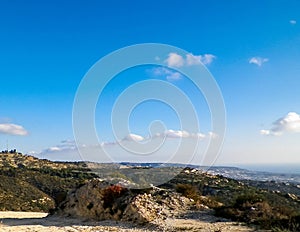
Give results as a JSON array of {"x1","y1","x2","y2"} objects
[{"x1": 0, "y1": 0, "x2": 300, "y2": 166}]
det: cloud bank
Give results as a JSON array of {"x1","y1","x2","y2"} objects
[
  {"x1": 260, "y1": 112, "x2": 300, "y2": 136},
  {"x1": 152, "y1": 52, "x2": 216, "y2": 81},
  {"x1": 158, "y1": 129, "x2": 206, "y2": 139},
  {"x1": 40, "y1": 130, "x2": 213, "y2": 155},
  {"x1": 0, "y1": 123, "x2": 28, "y2": 136},
  {"x1": 165, "y1": 52, "x2": 216, "y2": 67},
  {"x1": 41, "y1": 139, "x2": 78, "y2": 153},
  {"x1": 122, "y1": 130, "x2": 207, "y2": 141}
]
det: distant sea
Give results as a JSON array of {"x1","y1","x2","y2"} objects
[
  {"x1": 237, "y1": 164, "x2": 300, "y2": 175},
  {"x1": 207, "y1": 164, "x2": 300, "y2": 184}
]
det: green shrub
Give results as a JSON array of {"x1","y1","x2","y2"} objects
[
  {"x1": 234, "y1": 192, "x2": 265, "y2": 208},
  {"x1": 176, "y1": 183, "x2": 200, "y2": 201}
]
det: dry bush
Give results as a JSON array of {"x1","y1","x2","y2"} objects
[{"x1": 102, "y1": 185, "x2": 128, "y2": 208}]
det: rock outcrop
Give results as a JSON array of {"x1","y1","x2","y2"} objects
[
  {"x1": 56, "y1": 179, "x2": 192, "y2": 224},
  {"x1": 122, "y1": 189, "x2": 191, "y2": 223}
]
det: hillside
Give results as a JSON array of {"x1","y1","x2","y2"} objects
[
  {"x1": 0, "y1": 151, "x2": 96, "y2": 212},
  {"x1": 0, "y1": 151, "x2": 299, "y2": 231}
]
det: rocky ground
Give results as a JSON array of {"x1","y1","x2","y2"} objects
[
  {"x1": 43, "y1": 178, "x2": 257, "y2": 231},
  {"x1": 0, "y1": 178, "x2": 258, "y2": 232},
  {"x1": 0, "y1": 211, "x2": 256, "y2": 232},
  {"x1": 0, "y1": 178, "x2": 260, "y2": 231},
  {"x1": 55, "y1": 179, "x2": 193, "y2": 223}
]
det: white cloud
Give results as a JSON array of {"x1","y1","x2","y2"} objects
[
  {"x1": 259, "y1": 129, "x2": 281, "y2": 136},
  {"x1": 0, "y1": 123, "x2": 28, "y2": 136},
  {"x1": 121, "y1": 130, "x2": 208, "y2": 141},
  {"x1": 164, "y1": 129, "x2": 190, "y2": 138},
  {"x1": 165, "y1": 72, "x2": 182, "y2": 81},
  {"x1": 41, "y1": 140, "x2": 78, "y2": 154},
  {"x1": 39, "y1": 130, "x2": 211, "y2": 158},
  {"x1": 164, "y1": 52, "x2": 216, "y2": 68},
  {"x1": 186, "y1": 54, "x2": 201, "y2": 65},
  {"x1": 36, "y1": 129, "x2": 218, "y2": 164},
  {"x1": 165, "y1": 53, "x2": 185, "y2": 67},
  {"x1": 249, "y1": 57, "x2": 269, "y2": 66},
  {"x1": 191, "y1": 132, "x2": 206, "y2": 139},
  {"x1": 261, "y1": 112, "x2": 300, "y2": 136},
  {"x1": 186, "y1": 53, "x2": 216, "y2": 65},
  {"x1": 41, "y1": 134, "x2": 146, "y2": 155},
  {"x1": 28, "y1": 151, "x2": 38, "y2": 155},
  {"x1": 290, "y1": 20, "x2": 297, "y2": 25},
  {"x1": 153, "y1": 130, "x2": 207, "y2": 140},
  {"x1": 122, "y1": 133, "x2": 145, "y2": 142},
  {"x1": 51, "y1": 130, "x2": 207, "y2": 152},
  {"x1": 154, "y1": 53, "x2": 216, "y2": 81},
  {"x1": 207, "y1": 131, "x2": 219, "y2": 139},
  {"x1": 260, "y1": 129, "x2": 271, "y2": 136},
  {"x1": 48, "y1": 146, "x2": 62, "y2": 152},
  {"x1": 100, "y1": 141, "x2": 117, "y2": 146},
  {"x1": 152, "y1": 67, "x2": 183, "y2": 81}
]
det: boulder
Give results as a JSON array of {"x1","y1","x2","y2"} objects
[{"x1": 56, "y1": 179, "x2": 192, "y2": 224}]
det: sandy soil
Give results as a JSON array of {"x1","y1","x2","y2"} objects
[{"x1": 0, "y1": 211, "x2": 259, "y2": 232}]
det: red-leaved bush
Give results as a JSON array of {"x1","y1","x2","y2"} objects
[{"x1": 102, "y1": 185, "x2": 127, "y2": 208}]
